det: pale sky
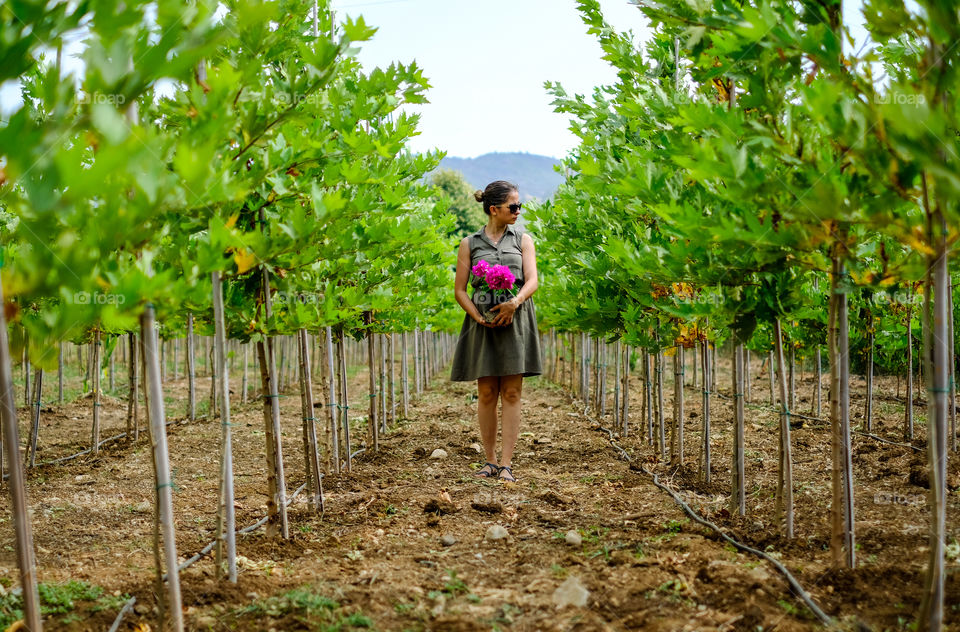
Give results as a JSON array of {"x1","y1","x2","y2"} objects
[{"x1": 332, "y1": 0, "x2": 651, "y2": 159}]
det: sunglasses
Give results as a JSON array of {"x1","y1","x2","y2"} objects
[{"x1": 500, "y1": 203, "x2": 522, "y2": 213}]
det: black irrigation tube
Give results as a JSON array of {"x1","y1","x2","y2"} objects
[
  {"x1": 854, "y1": 431, "x2": 922, "y2": 452},
  {"x1": 3, "y1": 418, "x2": 190, "y2": 481},
  {"x1": 166, "y1": 481, "x2": 310, "y2": 580},
  {"x1": 585, "y1": 414, "x2": 834, "y2": 627},
  {"x1": 107, "y1": 596, "x2": 137, "y2": 632}
]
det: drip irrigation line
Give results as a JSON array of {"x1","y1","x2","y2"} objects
[
  {"x1": 579, "y1": 412, "x2": 834, "y2": 627},
  {"x1": 855, "y1": 431, "x2": 922, "y2": 452},
  {"x1": 11, "y1": 417, "x2": 190, "y2": 477},
  {"x1": 168, "y1": 481, "x2": 310, "y2": 580},
  {"x1": 107, "y1": 596, "x2": 137, "y2": 632}
]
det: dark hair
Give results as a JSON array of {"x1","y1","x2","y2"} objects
[{"x1": 473, "y1": 180, "x2": 519, "y2": 215}]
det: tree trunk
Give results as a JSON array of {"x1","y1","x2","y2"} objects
[
  {"x1": 656, "y1": 346, "x2": 665, "y2": 459},
  {"x1": 906, "y1": 293, "x2": 915, "y2": 440},
  {"x1": 918, "y1": 199, "x2": 948, "y2": 631},
  {"x1": 58, "y1": 342, "x2": 64, "y2": 404},
  {"x1": 768, "y1": 350, "x2": 776, "y2": 406},
  {"x1": 828, "y1": 255, "x2": 855, "y2": 567},
  {"x1": 27, "y1": 369, "x2": 42, "y2": 468},
  {"x1": 744, "y1": 348, "x2": 751, "y2": 402},
  {"x1": 866, "y1": 330, "x2": 875, "y2": 432},
  {"x1": 187, "y1": 313, "x2": 196, "y2": 422},
  {"x1": 814, "y1": 347, "x2": 822, "y2": 417},
  {"x1": 614, "y1": 341, "x2": 622, "y2": 432},
  {"x1": 91, "y1": 329, "x2": 101, "y2": 454},
  {"x1": 401, "y1": 331, "x2": 409, "y2": 420},
  {"x1": 0, "y1": 277, "x2": 42, "y2": 631},
  {"x1": 325, "y1": 326, "x2": 339, "y2": 474},
  {"x1": 127, "y1": 333, "x2": 139, "y2": 442},
  {"x1": 298, "y1": 328, "x2": 323, "y2": 514},
  {"x1": 211, "y1": 271, "x2": 237, "y2": 583},
  {"x1": 671, "y1": 346, "x2": 684, "y2": 466},
  {"x1": 366, "y1": 322, "x2": 379, "y2": 453},
  {"x1": 141, "y1": 305, "x2": 185, "y2": 632},
  {"x1": 700, "y1": 339, "x2": 711, "y2": 484},
  {"x1": 731, "y1": 342, "x2": 745, "y2": 516},
  {"x1": 241, "y1": 343, "x2": 249, "y2": 405},
  {"x1": 948, "y1": 281, "x2": 956, "y2": 452},
  {"x1": 620, "y1": 344, "x2": 629, "y2": 436},
  {"x1": 773, "y1": 320, "x2": 794, "y2": 538},
  {"x1": 388, "y1": 333, "x2": 396, "y2": 426},
  {"x1": 337, "y1": 330, "x2": 352, "y2": 472}
]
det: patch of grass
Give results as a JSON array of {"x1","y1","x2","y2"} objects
[
  {"x1": 777, "y1": 599, "x2": 814, "y2": 620},
  {"x1": 39, "y1": 580, "x2": 103, "y2": 615},
  {"x1": 0, "y1": 580, "x2": 108, "y2": 627},
  {"x1": 393, "y1": 601, "x2": 417, "y2": 614},
  {"x1": 579, "y1": 526, "x2": 608, "y2": 545},
  {"x1": 550, "y1": 564, "x2": 567, "y2": 578},
  {"x1": 241, "y1": 587, "x2": 338, "y2": 618},
  {"x1": 442, "y1": 570, "x2": 469, "y2": 596},
  {"x1": 91, "y1": 592, "x2": 131, "y2": 613}
]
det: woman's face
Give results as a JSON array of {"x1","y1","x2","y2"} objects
[{"x1": 490, "y1": 190, "x2": 521, "y2": 224}]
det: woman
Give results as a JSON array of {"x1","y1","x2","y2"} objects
[{"x1": 450, "y1": 180, "x2": 542, "y2": 482}]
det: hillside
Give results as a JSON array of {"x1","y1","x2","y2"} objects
[{"x1": 439, "y1": 152, "x2": 565, "y2": 201}]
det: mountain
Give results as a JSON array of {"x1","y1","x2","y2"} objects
[{"x1": 438, "y1": 152, "x2": 565, "y2": 202}]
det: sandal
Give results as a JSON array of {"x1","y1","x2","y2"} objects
[
  {"x1": 498, "y1": 465, "x2": 517, "y2": 483},
  {"x1": 475, "y1": 462, "x2": 500, "y2": 478}
]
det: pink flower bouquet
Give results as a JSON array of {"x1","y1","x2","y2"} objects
[{"x1": 471, "y1": 260, "x2": 517, "y2": 323}]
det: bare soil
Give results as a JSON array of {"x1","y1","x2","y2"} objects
[{"x1": 0, "y1": 354, "x2": 957, "y2": 631}]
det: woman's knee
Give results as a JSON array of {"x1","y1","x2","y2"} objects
[
  {"x1": 501, "y1": 385, "x2": 522, "y2": 405},
  {"x1": 477, "y1": 381, "x2": 500, "y2": 405}
]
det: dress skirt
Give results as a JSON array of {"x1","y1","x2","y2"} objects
[{"x1": 449, "y1": 296, "x2": 543, "y2": 382}]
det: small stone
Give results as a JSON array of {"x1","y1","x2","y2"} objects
[
  {"x1": 485, "y1": 524, "x2": 509, "y2": 541},
  {"x1": 430, "y1": 449, "x2": 448, "y2": 459},
  {"x1": 470, "y1": 443, "x2": 483, "y2": 454},
  {"x1": 246, "y1": 592, "x2": 260, "y2": 601},
  {"x1": 375, "y1": 529, "x2": 385, "y2": 537},
  {"x1": 552, "y1": 576, "x2": 590, "y2": 608},
  {"x1": 535, "y1": 436, "x2": 552, "y2": 445},
  {"x1": 564, "y1": 530, "x2": 582, "y2": 546},
  {"x1": 134, "y1": 604, "x2": 150, "y2": 616},
  {"x1": 195, "y1": 615, "x2": 217, "y2": 628},
  {"x1": 440, "y1": 534, "x2": 457, "y2": 547}
]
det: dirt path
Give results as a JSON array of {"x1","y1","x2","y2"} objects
[{"x1": 0, "y1": 365, "x2": 956, "y2": 630}]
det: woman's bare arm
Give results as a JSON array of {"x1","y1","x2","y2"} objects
[{"x1": 455, "y1": 237, "x2": 486, "y2": 325}]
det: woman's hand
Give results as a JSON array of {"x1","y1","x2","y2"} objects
[{"x1": 490, "y1": 297, "x2": 519, "y2": 327}]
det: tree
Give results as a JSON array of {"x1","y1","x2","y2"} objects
[{"x1": 429, "y1": 168, "x2": 484, "y2": 239}]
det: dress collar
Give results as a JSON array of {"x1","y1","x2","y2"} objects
[{"x1": 477, "y1": 224, "x2": 515, "y2": 247}]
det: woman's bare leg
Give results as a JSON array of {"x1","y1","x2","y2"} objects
[
  {"x1": 499, "y1": 374, "x2": 523, "y2": 472},
  {"x1": 477, "y1": 376, "x2": 501, "y2": 466}
]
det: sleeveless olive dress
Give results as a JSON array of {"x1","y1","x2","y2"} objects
[{"x1": 450, "y1": 226, "x2": 543, "y2": 381}]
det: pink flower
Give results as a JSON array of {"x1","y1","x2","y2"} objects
[
  {"x1": 486, "y1": 265, "x2": 516, "y2": 291},
  {"x1": 472, "y1": 260, "x2": 491, "y2": 278}
]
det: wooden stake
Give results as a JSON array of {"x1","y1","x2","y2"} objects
[
  {"x1": 211, "y1": 272, "x2": 237, "y2": 582},
  {"x1": 0, "y1": 278, "x2": 41, "y2": 629},
  {"x1": 141, "y1": 305, "x2": 185, "y2": 632}
]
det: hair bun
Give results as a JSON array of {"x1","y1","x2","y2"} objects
[{"x1": 473, "y1": 190, "x2": 484, "y2": 203}]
